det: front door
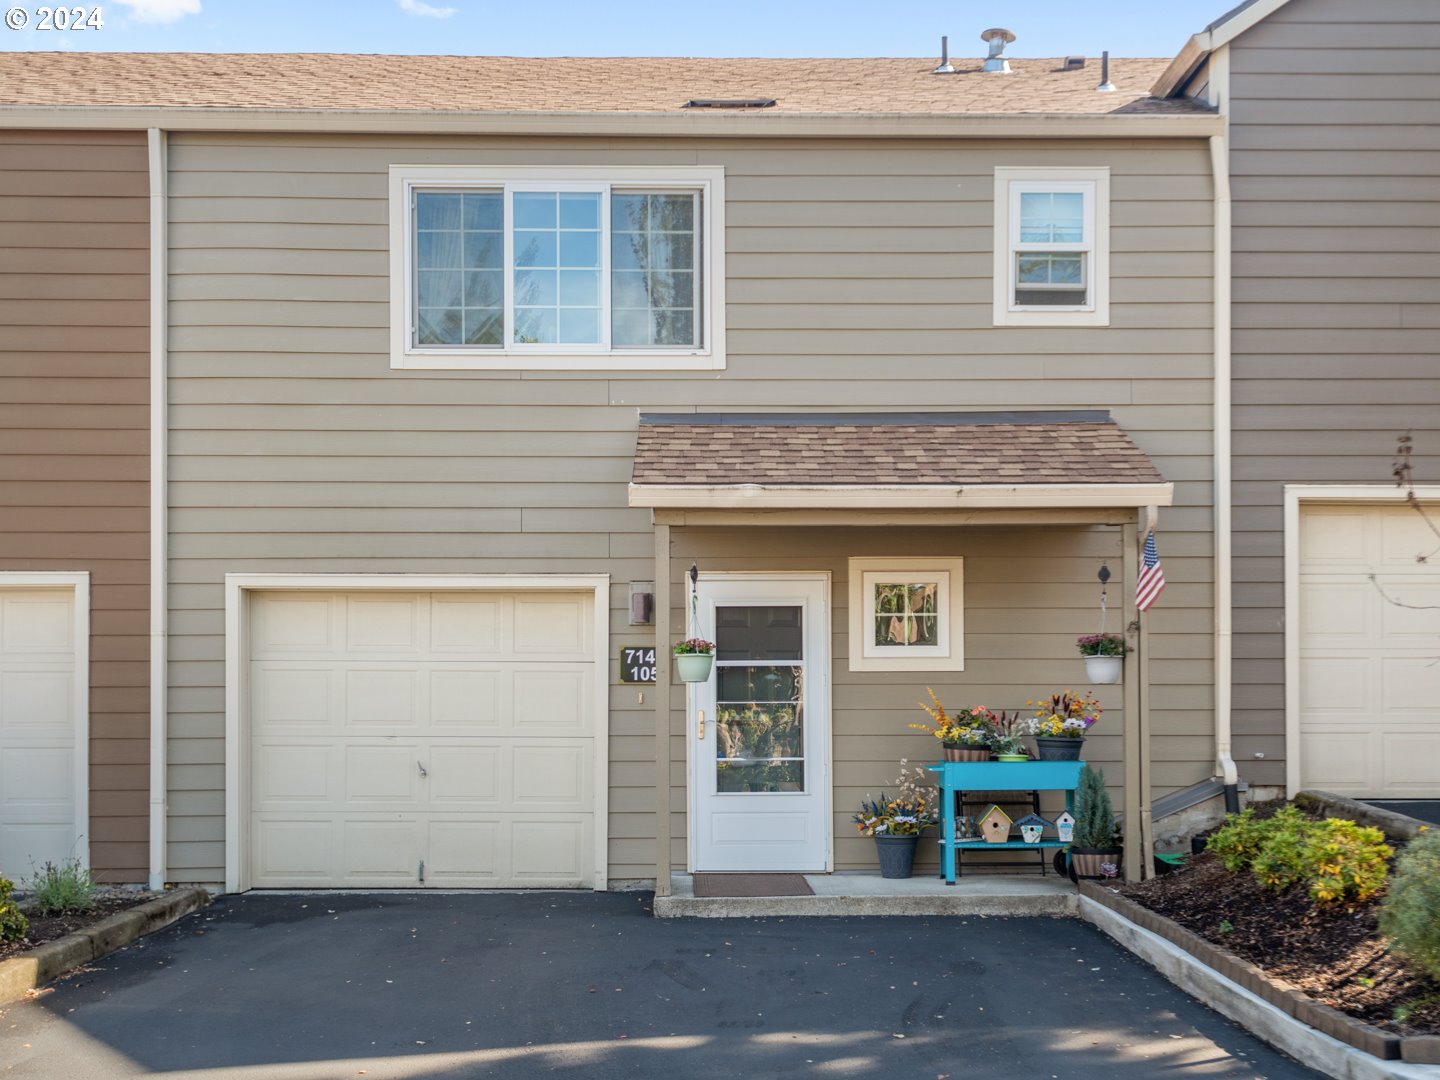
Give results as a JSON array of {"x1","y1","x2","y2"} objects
[{"x1": 691, "y1": 575, "x2": 830, "y2": 872}]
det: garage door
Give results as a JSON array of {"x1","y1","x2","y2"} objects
[
  {"x1": 1299, "y1": 505, "x2": 1440, "y2": 797},
  {"x1": 249, "y1": 590, "x2": 596, "y2": 888},
  {"x1": 0, "y1": 588, "x2": 78, "y2": 874}
]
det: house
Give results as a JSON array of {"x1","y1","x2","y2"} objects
[
  {"x1": 0, "y1": 0, "x2": 1429, "y2": 896},
  {"x1": 1152, "y1": 0, "x2": 1440, "y2": 807},
  {"x1": 0, "y1": 130, "x2": 152, "y2": 884}
]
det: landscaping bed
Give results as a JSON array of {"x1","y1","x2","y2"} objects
[
  {"x1": 1118, "y1": 831, "x2": 1440, "y2": 1038},
  {"x1": 0, "y1": 890, "x2": 159, "y2": 962}
]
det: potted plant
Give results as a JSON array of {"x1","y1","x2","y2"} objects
[
  {"x1": 1069, "y1": 763, "x2": 1123, "y2": 880},
  {"x1": 852, "y1": 762, "x2": 936, "y2": 879},
  {"x1": 673, "y1": 637, "x2": 715, "y2": 683},
  {"x1": 910, "y1": 690, "x2": 993, "y2": 761},
  {"x1": 1025, "y1": 690, "x2": 1100, "y2": 761},
  {"x1": 988, "y1": 709, "x2": 1031, "y2": 762},
  {"x1": 1076, "y1": 633, "x2": 1128, "y2": 684}
]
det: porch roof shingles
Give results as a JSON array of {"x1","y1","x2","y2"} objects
[{"x1": 631, "y1": 412, "x2": 1166, "y2": 488}]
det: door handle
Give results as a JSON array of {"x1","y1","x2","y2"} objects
[
  {"x1": 417, "y1": 759, "x2": 428, "y2": 778},
  {"x1": 697, "y1": 708, "x2": 705, "y2": 741}
]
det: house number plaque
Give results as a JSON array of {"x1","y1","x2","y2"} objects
[{"x1": 619, "y1": 646, "x2": 657, "y2": 684}]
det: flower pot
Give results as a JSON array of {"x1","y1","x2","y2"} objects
[
  {"x1": 1083, "y1": 655, "x2": 1123, "y2": 684},
  {"x1": 1068, "y1": 846, "x2": 1124, "y2": 881},
  {"x1": 955, "y1": 747, "x2": 991, "y2": 762},
  {"x1": 1034, "y1": 736, "x2": 1085, "y2": 762},
  {"x1": 995, "y1": 753, "x2": 1029, "y2": 763},
  {"x1": 942, "y1": 742, "x2": 961, "y2": 762},
  {"x1": 874, "y1": 834, "x2": 919, "y2": 879},
  {"x1": 673, "y1": 652, "x2": 714, "y2": 683}
]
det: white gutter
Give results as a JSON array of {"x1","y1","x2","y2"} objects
[
  {"x1": 147, "y1": 128, "x2": 169, "y2": 891},
  {"x1": 1209, "y1": 49, "x2": 1239, "y2": 795},
  {"x1": 0, "y1": 105, "x2": 1224, "y2": 140},
  {"x1": 629, "y1": 482, "x2": 1175, "y2": 510}
]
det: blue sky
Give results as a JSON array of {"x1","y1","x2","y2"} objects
[{"x1": 3, "y1": 1, "x2": 1223, "y2": 57}]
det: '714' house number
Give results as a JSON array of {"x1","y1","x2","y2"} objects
[{"x1": 620, "y1": 647, "x2": 657, "y2": 684}]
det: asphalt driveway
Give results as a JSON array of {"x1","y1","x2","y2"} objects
[{"x1": 3, "y1": 891, "x2": 1327, "y2": 1080}]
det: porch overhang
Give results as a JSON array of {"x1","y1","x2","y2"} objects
[{"x1": 629, "y1": 410, "x2": 1173, "y2": 517}]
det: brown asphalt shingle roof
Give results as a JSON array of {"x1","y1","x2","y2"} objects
[
  {"x1": 631, "y1": 413, "x2": 1166, "y2": 488},
  {"x1": 0, "y1": 53, "x2": 1206, "y2": 115}
]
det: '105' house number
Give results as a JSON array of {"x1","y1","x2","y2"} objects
[{"x1": 620, "y1": 647, "x2": 657, "y2": 684}]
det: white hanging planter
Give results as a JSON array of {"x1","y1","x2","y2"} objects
[
  {"x1": 674, "y1": 651, "x2": 714, "y2": 683},
  {"x1": 1083, "y1": 654, "x2": 1123, "y2": 684}
]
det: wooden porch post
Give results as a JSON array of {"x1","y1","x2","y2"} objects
[
  {"x1": 1122, "y1": 519, "x2": 1142, "y2": 882},
  {"x1": 1138, "y1": 508, "x2": 1157, "y2": 881},
  {"x1": 653, "y1": 521, "x2": 672, "y2": 897}
]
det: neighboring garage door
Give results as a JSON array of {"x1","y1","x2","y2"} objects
[
  {"x1": 249, "y1": 590, "x2": 595, "y2": 888},
  {"x1": 0, "y1": 589, "x2": 78, "y2": 874},
  {"x1": 1299, "y1": 504, "x2": 1440, "y2": 797}
]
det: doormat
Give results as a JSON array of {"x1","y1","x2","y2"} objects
[{"x1": 692, "y1": 873, "x2": 814, "y2": 898}]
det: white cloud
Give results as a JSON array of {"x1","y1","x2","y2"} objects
[
  {"x1": 397, "y1": 0, "x2": 458, "y2": 18},
  {"x1": 113, "y1": 0, "x2": 202, "y2": 23}
]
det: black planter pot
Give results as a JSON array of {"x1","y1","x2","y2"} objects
[
  {"x1": 1034, "y1": 736, "x2": 1085, "y2": 761},
  {"x1": 874, "y1": 834, "x2": 920, "y2": 879},
  {"x1": 1068, "y1": 846, "x2": 1124, "y2": 882}
]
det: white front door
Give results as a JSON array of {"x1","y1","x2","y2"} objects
[{"x1": 691, "y1": 575, "x2": 830, "y2": 872}]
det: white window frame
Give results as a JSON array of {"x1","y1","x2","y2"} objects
[
  {"x1": 847, "y1": 557, "x2": 964, "y2": 672},
  {"x1": 389, "y1": 165, "x2": 725, "y2": 371},
  {"x1": 993, "y1": 166, "x2": 1110, "y2": 327}
]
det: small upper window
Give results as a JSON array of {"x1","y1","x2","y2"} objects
[
  {"x1": 390, "y1": 166, "x2": 724, "y2": 371},
  {"x1": 993, "y1": 167, "x2": 1109, "y2": 327}
]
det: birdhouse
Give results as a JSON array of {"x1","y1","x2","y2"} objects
[
  {"x1": 1054, "y1": 810, "x2": 1076, "y2": 843},
  {"x1": 978, "y1": 804, "x2": 1013, "y2": 844},
  {"x1": 1015, "y1": 813, "x2": 1053, "y2": 844}
]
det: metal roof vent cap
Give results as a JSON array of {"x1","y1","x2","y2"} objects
[
  {"x1": 1096, "y1": 50, "x2": 1117, "y2": 92},
  {"x1": 981, "y1": 28, "x2": 1015, "y2": 73},
  {"x1": 933, "y1": 35, "x2": 954, "y2": 74}
]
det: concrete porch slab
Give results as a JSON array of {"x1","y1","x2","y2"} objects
[{"x1": 653, "y1": 870, "x2": 1078, "y2": 918}]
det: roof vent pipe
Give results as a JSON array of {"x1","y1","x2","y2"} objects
[
  {"x1": 980, "y1": 27, "x2": 1015, "y2": 73},
  {"x1": 1096, "y1": 50, "x2": 1116, "y2": 91},
  {"x1": 933, "y1": 35, "x2": 954, "y2": 74}
]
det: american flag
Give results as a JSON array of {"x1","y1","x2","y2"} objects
[{"x1": 1136, "y1": 530, "x2": 1166, "y2": 611}]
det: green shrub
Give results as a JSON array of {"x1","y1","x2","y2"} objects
[
  {"x1": 28, "y1": 858, "x2": 97, "y2": 917},
  {"x1": 0, "y1": 875, "x2": 28, "y2": 943},
  {"x1": 1250, "y1": 807, "x2": 1325, "y2": 891},
  {"x1": 1208, "y1": 805, "x2": 1391, "y2": 906},
  {"x1": 1380, "y1": 830, "x2": 1440, "y2": 980},
  {"x1": 1305, "y1": 820, "x2": 1391, "y2": 905},
  {"x1": 1073, "y1": 764, "x2": 1117, "y2": 848}
]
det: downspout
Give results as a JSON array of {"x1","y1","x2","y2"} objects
[
  {"x1": 147, "y1": 128, "x2": 169, "y2": 890},
  {"x1": 1209, "y1": 65, "x2": 1240, "y2": 813}
]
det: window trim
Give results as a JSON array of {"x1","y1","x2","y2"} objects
[
  {"x1": 846, "y1": 557, "x2": 965, "y2": 672},
  {"x1": 389, "y1": 165, "x2": 725, "y2": 371},
  {"x1": 992, "y1": 166, "x2": 1110, "y2": 328}
]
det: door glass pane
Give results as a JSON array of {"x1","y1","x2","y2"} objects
[{"x1": 714, "y1": 605, "x2": 805, "y2": 793}]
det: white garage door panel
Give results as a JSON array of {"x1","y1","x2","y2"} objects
[
  {"x1": 249, "y1": 590, "x2": 596, "y2": 889},
  {"x1": 0, "y1": 589, "x2": 78, "y2": 874},
  {"x1": 1300, "y1": 506, "x2": 1440, "y2": 798}
]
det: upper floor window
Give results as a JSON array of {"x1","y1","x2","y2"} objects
[
  {"x1": 993, "y1": 167, "x2": 1109, "y2": 328},
  {"x1": 389, "y1": 167, "x2": 725, "y2": 371}
]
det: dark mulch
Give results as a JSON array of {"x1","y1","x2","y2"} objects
[
  {"x1": 1120, "y1": 851, "x2": 1440, "y2": 1036},
  {"x1": 0, "y1": 893, "x2": 156, "y2": 961}
]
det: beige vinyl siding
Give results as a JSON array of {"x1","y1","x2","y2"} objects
[
  {"x1": 164, "y1": 132, "x2": 1215, "y2": 883},
  {"x1": 0, "y1": 131, "x2": 149, "y2": 882},
  {"x1": 1226, "y1": 0, "x2": 1440, "y2": 788}
]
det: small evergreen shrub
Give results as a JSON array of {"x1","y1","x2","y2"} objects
[
  {"x1": 1380, "y1": 830, "x2": 1440, "y2": 981},
  {"x1": 1305, "y1": 820, "x2": 1391, "y2": 905},
  {"x1": 1072, "y1": 764, "x2": 1117, "y2": 848},
  {"x1": 28, "y1": 858, "x2": 97, "y2": 917},
  {"x1": 0, "y1": 875, "x2": 28, "y2": 943},
  {"x1": 1207, "y1": 805, "x2": 1391, "y2": 906}
]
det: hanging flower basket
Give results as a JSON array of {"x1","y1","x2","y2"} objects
[
  {"x1": 1083, "y1": 655, "x2": 1123, "y2": 684},
  {"x1": 673, "y1": 638, "x2": 715, "y2": 683}
]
